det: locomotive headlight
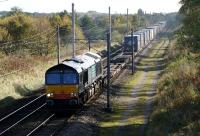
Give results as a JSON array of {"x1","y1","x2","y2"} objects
[
  {"x1": 70, "y1": 93, "x2": 78, "y2": 97},
  {"x1": 70, "y1": 93, "x2": 74, "y2": 97},
  {"x1": 74, "y1": 93, "x2": 78, "y2": 97},
  {"x1": 47, "y1": 93, "x2": 54, "y2": 97}
]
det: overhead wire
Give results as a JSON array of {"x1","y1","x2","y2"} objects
[
  {"x1": 0, "y1": 18, "x2": 122, "y2": 77},
  {"x1": 0, "y1": 28, "x2": 55, "y2": 46},
  {"x1": 0, "y1": 29, "x2": 56, "y2": 47}
]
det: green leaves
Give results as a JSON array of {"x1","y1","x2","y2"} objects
[{"x1": 178, "y1": 0, "x2": 200, "y2": 52}]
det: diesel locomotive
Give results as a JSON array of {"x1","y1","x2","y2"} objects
[{"x1": 45, "y1": 52, "x2": 103, "y2": 109}]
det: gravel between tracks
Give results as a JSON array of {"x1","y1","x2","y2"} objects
[{"x1": 56, "y1": 91, "x2": 111, "y2": 136}]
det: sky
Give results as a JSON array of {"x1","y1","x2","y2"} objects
[{"x1": 0, "y1": 0, "x2": 181, "y2": 14}]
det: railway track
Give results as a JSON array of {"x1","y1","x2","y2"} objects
[
  {"x1": 0, "y1": 94, "x2": 47, "y2": 136},
  {"x1": 24, "y1": 45, "x2": 126, "y2": 136},
  {"x1": 0, "y1": 45, "x2": 124, "y2": 136},
  {"x1": 0, "y1": 40, "x2": 154, "y2": 136}
]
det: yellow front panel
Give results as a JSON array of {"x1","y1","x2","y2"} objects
[{"x1": 46, "y1": 85, "x2": 78, "y2": 94}]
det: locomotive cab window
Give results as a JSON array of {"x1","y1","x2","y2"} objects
[
  {"x1": 45, "y1": 70, "x2": 61, "y2": 85},
  {"x1": 63, "y1": 70, "x2": 78, "y2": 84}
]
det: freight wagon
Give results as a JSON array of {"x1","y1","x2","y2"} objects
[{"x1": 123, "y1": 34, "x2": 141, "y2": 53}]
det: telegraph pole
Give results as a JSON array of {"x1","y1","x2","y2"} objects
[
  {"x1": 106, "y1": 7, "x2": 112, "y2": 112},
  {"x1": 127, "y1": 8, "x2": 129, "y2": 33},
  {"x1": 109, "y1": 6, "x2": 111, "y2": 40},
  {"x1": 72, "y1": 3, "x2": 76, "y2": 58},
  {"x1": 106, "y1": 33, "x2": 111, "y2": 112},
  {"x1": 131, "y1": 29, "x2": 134, "y2": 75},
  {"x1": 57, "y1": 25, "x2": 60, "y2": 64}
]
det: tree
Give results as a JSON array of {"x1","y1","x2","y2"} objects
[
  {"x1": 178, "y1": 0, "x2": 200, "y2": 52},
  {"x1": 59, "y1": 10, "x2": 68, "y2": 18},
  {"x1": 8, "y1": 7, "x2": 23, "y2": 16},
  {"x1": 3, "y1": 14, "x2": 32, "y2": 40},
  {"x1": 95, "y1": 15, "x2": 108, "y2": 28},
  {"x1": 79, "y1": 15, "x2": 95, "y2": 38},
  {"x1": 137, "y1": 9, "x2": 144, "y2": 16},
  {"x1": 50, "y1": 15, "x2": 62, "y2": 26},
  {"x1": 131, "y1": 15, "x2": 139, "y2": 31}
]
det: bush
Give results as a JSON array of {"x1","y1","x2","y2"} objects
[
  {"x1": 147, "y1": 53, "x2": 200, "y2": 136},
  {"x1": 158, "y1": 56, "x2": 199, "y2": 106}
]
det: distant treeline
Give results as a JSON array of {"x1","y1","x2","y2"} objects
[{"x1": 0, "y1": 7, "x2": 177, "y2": 55}]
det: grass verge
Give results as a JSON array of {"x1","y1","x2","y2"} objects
[
  {"x1": 98, "y1": 37, "x2": 169, "y2": 136},
  {"x1": 146, "y1": 39, "x2": 200, "y2": 136}
]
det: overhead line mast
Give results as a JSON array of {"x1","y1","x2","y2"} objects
[
  {"x1": 106, "y1": 6, "x2": 112, "y2": 112},
  {"x1": 72, "y1": 3, "x2": 76, "y2": 58},
  {"x1": 127, "y1": 8, "x2": 129, "y2": 33}
]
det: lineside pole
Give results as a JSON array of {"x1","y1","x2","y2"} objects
[
  {"x1": 109, "y1": 6, "x2": 111, "y2": 40},
  {"x1": 57, "y1": 25, "x2": 60, "y2": 64},
  {"x1": 72, "y1": 3, "x2": 75, "y2": 58},
  {"x1": 131, "y1": 29, "x2": 134, "y2": 74},
  {"x1": 106, "y1": 33, "x2": 112, "y2": 112},
  {"x1": 105, "y1": 7, "x2": 112, "y2": 112},
  {"x1": 127, "y1": 8, "x2": 129, "y2": 33}
]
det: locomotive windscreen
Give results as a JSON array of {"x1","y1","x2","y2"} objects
[
  {"x1": 45, "y1": 69, "x2": 78, "y2": 85},
  {"x1": 46, "y1": 70, "x2": 61, "y2": 84},
  {"x1": 63, "y1": 70, "x2": 78, "y2": 84}
]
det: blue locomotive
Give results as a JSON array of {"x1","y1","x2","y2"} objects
[{"x1": 45, "y1": 52, "x2": 103, "y2": 109}]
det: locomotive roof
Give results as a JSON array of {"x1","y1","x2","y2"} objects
[
  {"x1": 142, "y1": 29, "x2": 151, "y2": 32},
  {"x1": 61, "y1": 52, "x2": 101, "y2": 73},
  {"x1": 143, "y1": 28, "x2": 151, "y2": 30},
  {"x1": 135, "y1": 30, "x2": 146, "y2": 34},
  {"x1": 146, "y1": 26, "x2": 157, "y2": 29},
  {"x1": 46, "y1": 52, "x2": 101, "y2": 74},
  {"x1": 124, "y1": 34, "x2": 140, "y2": 37}
]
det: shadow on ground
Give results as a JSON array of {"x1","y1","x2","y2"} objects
[
  {"x1": 13, "y1": 83, "x2": 44, "y2": 97},
  {"x1": 147, "y1": 100, "x2": 200, "y2": 136},
  {"x1": 0, "y1": 96, "x2": 15, "y2": 108}
]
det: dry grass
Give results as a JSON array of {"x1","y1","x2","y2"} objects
[
  {"x1": 0, "y1": 55, "x2": 55, "y2": 107},
  {"x1": 0, "y1": 43, "x2": 108, "y2": 108},
  {"x1": 146, "y1": 40, "x2": 200, "y2": 136},
  {"x1": 98, "y1": 38, "x2": 168, "y2": 136}
]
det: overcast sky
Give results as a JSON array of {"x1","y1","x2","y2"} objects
[{"x1": 0, "y1": 0, "x2": 181, "y2": 14}]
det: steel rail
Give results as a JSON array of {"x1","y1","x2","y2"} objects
[
  {"x1": 26, "y1": 114, "x2": 55, "y2": 136},
  {"x1": 0, "y1": 103, "x2": 46, "y2": 135},
  {"x1": 0, "y1": 94, "x2": 46, "y2": 122}
]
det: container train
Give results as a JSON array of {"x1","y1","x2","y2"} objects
[
  {"x1": 45, "y1": 21, "x2": 165, "y2": 110},
  {"x1": 123, "y1": 21, "x2": 166, "y2": 53}
]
